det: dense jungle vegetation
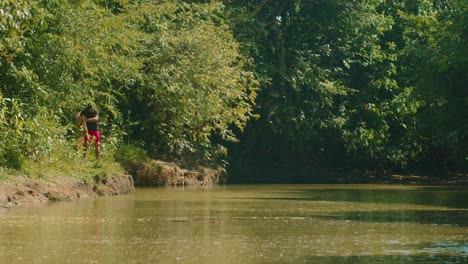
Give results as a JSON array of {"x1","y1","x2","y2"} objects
[{"x1": 0, "y1": 0, "x2": 466, "y2": 182}]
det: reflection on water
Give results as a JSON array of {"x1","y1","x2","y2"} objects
[{"x1": 0, "y1": 184, "x2": 467, "y2": 263}]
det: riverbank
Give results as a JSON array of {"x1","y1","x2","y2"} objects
[
  {"x1": 0, "y1": 173, "x2": 134, "y2": 209},
  {"x1": 0, "y1": 155, "x2": 136, "y2": 209},
  {"x1": 2, "y1": 158, "x2": 464, "y2": 210},
  {"x1": 121, "y1": 159, "x2": 226, "y2": 187},
  {"x1": 0, "y1": 158, "x2": 225, "y2": 209},
  {"x1": 228, "y1": 165, "x2": 468, "y2": 185}
]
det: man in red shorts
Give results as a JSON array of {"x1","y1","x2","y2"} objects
[{"x1": 77, "y1": 104, "x2": 100, "y2": 160}]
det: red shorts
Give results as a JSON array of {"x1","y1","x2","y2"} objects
[{"x1": 85, "y1": 130, "x2": 101, "y2": 145}]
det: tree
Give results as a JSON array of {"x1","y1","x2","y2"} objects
[
  {"x1": 125, "y1": 1, "x2": 258, "y2": 164},
  {"x1": 398, "y1": 0, "x2": 468, "y2": 172},
  {"x1": 225, "y1": 0, "x2": 466, "y2": 180}
]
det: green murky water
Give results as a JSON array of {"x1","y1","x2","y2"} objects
[{"x1": 1, "y1": 184, "x2": 467, "y2": 263}]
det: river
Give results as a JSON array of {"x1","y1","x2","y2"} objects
[{"x1": 1, "y1": 184, "x2": 467, "y2": 263}]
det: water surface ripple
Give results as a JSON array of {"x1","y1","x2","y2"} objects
[{"x1": 1, "y1": 184, "x2": 467, "y2": 263}]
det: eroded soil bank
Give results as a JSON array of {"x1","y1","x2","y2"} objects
[
  {"x1": 0, "y1": 159, "x2": 225, "y2": 209},
  {"x1": 0, "y1": 174, "x2": 134, "y2": 209},
  {"x1": 122, "y1": 160, "x2": 226, "y2": 187}
]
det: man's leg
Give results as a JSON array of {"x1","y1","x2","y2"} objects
[
  {"x1": 83, "y1": 142, "x2": 89, "y2": 158},
  {"x1": 95, "y1": 143, "x2": 100, "y2": 160}
]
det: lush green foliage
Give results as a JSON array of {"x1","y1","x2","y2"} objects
[
  {"x1": 0, "y1": 0, "x2": 257, "y2": 172},
  {"x1": 0, "y1": 0, "x2": 465, "y2": 180},
  {"x1": 226, "y1": 0, "x2": 466, "y2": 178},
  {"x1": 129, "y1": 1, "x2": 258, "y2": 163}
]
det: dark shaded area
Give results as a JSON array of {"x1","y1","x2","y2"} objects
[
  {"x1": 226, "y1": 159, "x2": 468, "y2": 185},
  {"x1": 226, "y1": 162, "x2": 337, "y2": 184},
  {"x1": 253, "y1": 187, "x2": 468, "y2": 209},
  {"x1": 263, "y1": 254, "x2": 468, "y2": 264},
  {"x1": 225, "y1": 0, "x2": 467, "y2": 183},
  {"x1": 317, "y1": 210, "x2": 468, "y2": 227}
]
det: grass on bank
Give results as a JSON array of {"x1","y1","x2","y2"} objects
[{"x1": 0, "y1": 143, "x2": 125, "y2": 182}]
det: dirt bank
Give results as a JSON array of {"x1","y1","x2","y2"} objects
[
  {"x1": 0, "y1": 174, "x2": 134, "y2": 209},
  {"x1": 0, "y1": 159, "x2": 225, "y2": 209},
  {"x1": 122, "y1": 159, "x2": 226, "y2": 187}
]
